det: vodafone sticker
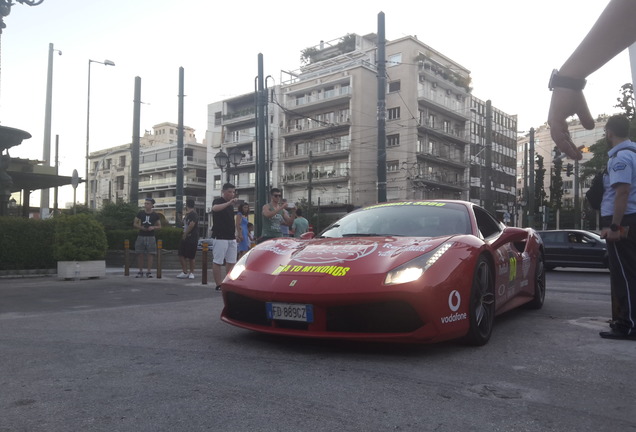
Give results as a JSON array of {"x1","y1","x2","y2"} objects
[{"x1": 448, "y1": 290, "x2": 461, "y2": 312}]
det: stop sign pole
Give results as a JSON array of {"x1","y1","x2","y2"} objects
[{"x1": 71, "y1": 169, "x2": 79, "y2": 214}]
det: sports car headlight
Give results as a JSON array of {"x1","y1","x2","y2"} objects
[
  {"x1": 228, "y1": 249, "x2": 252, "y2": 280},
  {"x1": 384, "y1": 242, "x2": 454, "y2": 285}
]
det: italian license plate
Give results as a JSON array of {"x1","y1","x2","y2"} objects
[{"x1": 266, "y1": 302, "x2": 314, "y2": 323}]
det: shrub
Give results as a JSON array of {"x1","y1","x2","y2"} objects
[
  {"x1": 96, "y1": 202, "x2": 139, "y2": 230},
  {"x1": 52, "y1": 213, "x2": 108, "y2": 261},
  {"x1": 0, "y1": 217, "x2": 56, "y2": 270}
]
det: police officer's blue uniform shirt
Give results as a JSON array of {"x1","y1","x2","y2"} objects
[{"x1": 601, "y1": 139, "x2": 636, "y2": 217}]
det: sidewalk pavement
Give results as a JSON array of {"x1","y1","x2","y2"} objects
[{"x1": 0, "y1": 266, "x2": 218, "y2": 287}]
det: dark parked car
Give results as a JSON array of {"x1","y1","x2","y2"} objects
[{"x1": 537, "y1": 229, "x2": 608, "y2": 270}]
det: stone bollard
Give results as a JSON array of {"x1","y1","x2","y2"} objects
[
  {"x1": 201, "y1": 242, "x2": 208, "y2": 285},
  {"x1": 124, "y1": 239, "x2": 130, "y2": 276},
  {"x1": 157, "y1": 239, "x2": 162, "y2": 279}
]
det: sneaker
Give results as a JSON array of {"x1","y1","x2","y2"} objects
[
  {"x1": 135, "y1": 272, "x2": 144, "y2": 278},
  {"x1": 188, "y1": 273, "x2": 195, "y2": 279},
  {"x1": 177, "y1": 272, "x2": 188, "y2": 279},
  {"x1": 215, "y1": 285, "x2": 222, "y2": 291},
  {"x1": 146, "y1": 272, "x2": 153, "y2": 278}
]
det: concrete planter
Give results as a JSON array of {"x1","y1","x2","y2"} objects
[{"x1": 57, "y1": 260, "x2": 106, "y2": 280}]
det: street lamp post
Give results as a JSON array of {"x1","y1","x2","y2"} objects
[
  {"x1": 85, "y1": 58, "x2": 115, "y2": 207},
  {"x1": 214, "y1": 148, "x2": 244, "y2": 183},
  {"x1": 40, "y1": 42, "x2": 61, "y2": 218}
]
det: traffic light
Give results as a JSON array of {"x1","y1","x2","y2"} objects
[{"x1": 566, "y1": 163, "x2": 574, "y2": 177}]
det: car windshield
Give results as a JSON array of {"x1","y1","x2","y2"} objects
[{"x1": 321, "y1": 202, "x2": 471, "y2": 238}]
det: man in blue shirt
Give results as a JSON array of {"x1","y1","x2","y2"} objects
[{"x1": 599, "y1": 115, "x2": 636, "y2": 340}]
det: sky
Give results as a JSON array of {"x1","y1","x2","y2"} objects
[{"x1": 1, "y1": 0, "x2": 633, "y2": 207}]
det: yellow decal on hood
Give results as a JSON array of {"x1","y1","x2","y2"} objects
[{"x1": 272, "y1": 264, "x2": 350, "y2": 277}]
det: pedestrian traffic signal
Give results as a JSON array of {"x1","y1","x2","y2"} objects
[{"x1": 566, "y1": 163, "x2": 574, "y2": 176}]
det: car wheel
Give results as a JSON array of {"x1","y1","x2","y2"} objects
[
  {"x1": 525, "y1": 254, "x2": 546, "y2": 309},
  {"x1": 463, "y1": 255, "x2": 495, "y2": 346}
]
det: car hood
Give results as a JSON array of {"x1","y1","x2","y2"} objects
[{"x1": 248, "y1": 235, "x2": 456, "y2": 276}]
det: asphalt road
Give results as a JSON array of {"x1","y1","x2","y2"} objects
[{"x1": 1, "y1": 268, "x2": 634, "y2": 432}]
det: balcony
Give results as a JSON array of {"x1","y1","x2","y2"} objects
[
  {"x1": 417, "y1": 121, "x2": 468, "y2": 145},
  {"x1": 417, "y1": 86, "x2": 470, "y2": 122},
  {"x1": 409, "y1": 173, "x2": 467, "y2": 192},
  {"x1": 139, "y1": 176, "x2": 206, "y2": 191},
  {"x1": 283, "y1": 137, "x2": 350, "y2": 161},
  {"x1": 417, "y1": 151, "x2": 466, "y2": 170},
  {"x1": 284, "y1": 86, "x2": 351, "y2": 114},
  {"x1": 283, "y1": 119, "x2": 350, "y2": 137},
  {"x1": 281, "y1": 168, "x2": 349, "y2": 186},
  {"x1": 222, "y1": 107, "x2": 256, "y2": 126}
]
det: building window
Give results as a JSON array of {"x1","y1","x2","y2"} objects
[
  {"x1": 388, "y1": 81, "x2": 401, "y2": 92},
  {"x1": 118, "y1": 155, "x2": 126, "y2": 167},
  {"x1": 387, "y1": 134, "x2": 400, "y2": 147},
  {"x1": 428, "y1": 114, "x2": 435, "y2": 128},
  {"x1": 387, "y1": 161, "x2": 400, "y2": 172},
  {"x1": 443, "y1": 120, "x2": 451, "y2": 133},
  {"x1": 116, "y1": 176, "x2": 124, "y2": 190},
  {"x1": 388, "y1": 107, "x2": 400, "y2": 120},
  {"x1": 215, "y1": 112, "x2": 222, "y2": 126},
  {"x1": 388, "y1": 53, "x2": 402, "y2": 66}
]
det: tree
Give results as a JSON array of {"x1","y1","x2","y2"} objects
[
  {"x1": 550, "y1": 146, "x2": 564, "y2": 210},
  {"x1": 95, "y1": 202, "x2": 139, "y2": 231},
  {"x1": 615, "y1": 83, "x2": 635, "y2": 120},
  {"x1": 534, "y1": 154, "x2": 547, "y2": 214}
]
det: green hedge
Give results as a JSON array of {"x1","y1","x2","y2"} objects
[
  {"x1": 52, "y1": 214, "x2": 108, "y2": 261},
  {"x1": 0, "y1": 215, "x2": 183, "y2": 270},
  {"x1": 0, "y1": 217, "x2": 57, "y2": 270}
]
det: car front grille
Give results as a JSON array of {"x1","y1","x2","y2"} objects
[
  {"x1": 224, "y1": 292, "x2": 423, "y2": 334},
  {"x1": 326, "y1": 301, "x2": 423, "y2": 333}
]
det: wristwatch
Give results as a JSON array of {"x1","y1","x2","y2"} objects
[
  {"x1": 610, "y1": 223, "x2": 621, "y2": 232},
  {"x1": 548, "y1": 69, "x2": 587, "y2": 91}
]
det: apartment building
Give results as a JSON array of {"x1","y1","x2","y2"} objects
[
  {"x1": 470, "y1": 96, "x2": 518, "y2": 223},
  {"x1": 516, "y1": 117, "x2": 607, "y2": 208},
  {"x1": 89, "y1": 122, "x2": 207, "y2": 228},
  {"x1": 206, "y1": 33, "x2": 516, "y2": 223}
]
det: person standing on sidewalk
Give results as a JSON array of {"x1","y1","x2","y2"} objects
[
  {"x1": 259, "y1": 188, "x2": 293, "y2": 243},
  {"x1": 211, "y1": 183, "x2": 238, "y2": 291},
  {"x1": 599, "y1": 115, "x2": 636, "y2": 340},
  {"x1": 133, "y1": 198, "x2": 161, "y2": 278},
  {"x1": 292, "y1": 208, "x2": 309, "y2": 238},
  {"x1": 177, "y1": 199, "x2": 199, "y2": 280},
  {"x1": 235, "y1": 202, "x2": 250, "y2": 259}
]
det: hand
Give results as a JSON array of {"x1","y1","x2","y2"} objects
[
  {"x1": 548, "y1": 88, "x2": 594, "y2": 161},
  {"x1": 600, "y1": 228, "x2": 621, "y2": 242}
]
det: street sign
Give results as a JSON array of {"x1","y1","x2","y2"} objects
[{"x1": 71, "y1": 169, "x2": 79, "y2": 189}]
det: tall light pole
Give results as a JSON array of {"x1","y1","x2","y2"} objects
[
  {"x1": 85, "y1": 58, "x2": 115, "y2": 207},
  {"x1": 214, "y1": 148, "x2": 244, "y2": 183},
  {"x1": 40, "y1": 42, "x2": 61, "y2": 217}
]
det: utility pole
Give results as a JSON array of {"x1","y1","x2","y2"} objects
[
  {"x1": 528, "y1": 128, "x2": 535, "y2": 228},
  {"x1": 307, "y1": 151, "x2": 313, "y2": 223},
  {"x1": 130, "y1": 77, "x2": 141, "y2": 206},
  {"x1": 176, "y1": 67, "x2": 184, "y2": 228},
  {"x1": 484, "y1": 100, "x2": 493, "y2": 214},
  {"x1": 255, "y1": 54, "x2": 267, "y2": 239},
  {"x1": 574, "y1": 159, "x2": 580, "y2": 229},
  {"x1": 376, "y1": 12, "x2": 387, "y2": 203}
]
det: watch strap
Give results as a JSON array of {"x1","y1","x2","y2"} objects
[{"x1": 549, "y1": 69, "x2": 587, "y2": 91}]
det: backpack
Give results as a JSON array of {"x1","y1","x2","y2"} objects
[
  {"x1": 585, "y1": 147, "x2": 636, "y2": 210},
  {"x1": 585, "y1": 170, "x2": 606, "y2": 210}
]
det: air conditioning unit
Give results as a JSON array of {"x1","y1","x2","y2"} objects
[{"x1": 564, "y1": 189, "x2": 570, "y2": 194}]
